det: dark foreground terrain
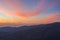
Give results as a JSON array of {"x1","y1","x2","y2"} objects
[{"x1": 0, "y1": 22, "x2": 60, "y2": 40}]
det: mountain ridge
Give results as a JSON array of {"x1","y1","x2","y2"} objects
[{"x1": 0, "y1": 22, "x2": 60, "y2": 40}]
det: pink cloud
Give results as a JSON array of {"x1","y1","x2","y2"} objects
[
  {"x1": 0, "y1": 0, "x2": 59, "y2": 18},
  {"x1": 36, "y1": 12, "x2": 60, "y2": 24}
]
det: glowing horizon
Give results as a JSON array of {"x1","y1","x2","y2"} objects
[{"x1": 0, "y1": 0, "x2": 60, "y2": 26}]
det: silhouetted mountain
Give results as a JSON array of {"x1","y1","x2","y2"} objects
[{"x1": 0, "y1": 22, "x2": 60, "y2": 40}]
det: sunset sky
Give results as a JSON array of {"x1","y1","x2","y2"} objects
[{"x1": 0, "y1": 0, "x2": 60, "y2": 26}]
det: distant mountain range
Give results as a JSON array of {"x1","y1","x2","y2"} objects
[{"x1": 0, "y1": 22, "x2": 60, "y2": 40}]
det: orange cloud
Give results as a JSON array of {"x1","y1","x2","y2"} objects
[
  {"x1": 36, "y1": 13, "x2": 60, "y2": 24},
  {"x1": 1, "y1": 0, "x2": 59, "y2": 19},
  {"x1": 15, "y1": 12, "x2": 60, "y2": 25},
  {"x1": 0, "y1": 0, "x2": 60, "y2": 26},
  {"x1": 14, "y1": 0, "x2": 59, "y2": 18},
  {"x1": 0, "y1": 12, "x2": 60, "y2": 25}
]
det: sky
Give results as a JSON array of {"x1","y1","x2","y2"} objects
[{"x1": 0, "y1": 0, "x2": 60, "y2": 26}]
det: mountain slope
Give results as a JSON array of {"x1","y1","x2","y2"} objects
[{"x1": 0, "y1": 22, "x2": 60, "y2": 40}]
